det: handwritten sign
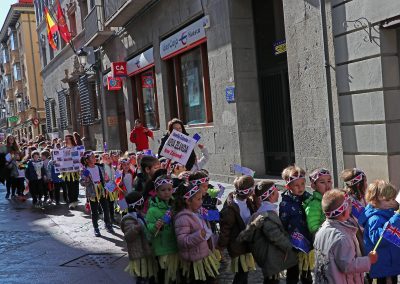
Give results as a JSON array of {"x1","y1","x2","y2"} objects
[{"x1": 160, "y1": 130, "x2": 197, "y2": 166}]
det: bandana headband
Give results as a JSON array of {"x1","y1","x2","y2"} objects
[
  {"x1": 155, "y1": 178, "x2": 173, "y2": 189},
  {"x1": 286, "y1": 172, "x2": 305, "y2": 186},
  {"x1": 236, "y1": 186, "x2": 255, "y2": 196},
  {"x1": 259, "y1": 185, "x2": 278, "y2": 201},
  {"x1": 119, "y1": 158, "x2": 129, "y2": 164},
  {"x1": 325, "y1": 194, "x2": 350, "y2": 218},
  {"x1": 345, "y1": 169, "x2": 365, "y2": 187},
  {"x1": 128, "y1": 196, "x2": 144, "y2": 209},
  {"x1": 183, "y1": 185, "x2": 201, "y2": 199},
  {"x1": 190, "y1": 177, "x2": 210, "y2": 186},
  {"x1": 309, "y1": 168, "x2": 331, "y2": 183},
  {"x1": 84, "y1": 151, "x2": 93, "y2": 159}
]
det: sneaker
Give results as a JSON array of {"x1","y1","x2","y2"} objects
[
  {"x1": 94, "y1": 228, "x2": 101, "y2": 237},
  {"x1": 106, "y1": 225, "x2": 115, "y2": 233},
  {"x1": 5, "y1": 193, "x2": 10, "y2": 199}
]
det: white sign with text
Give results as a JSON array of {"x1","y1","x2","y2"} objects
[{"x1": 160, "y1": 130, "x2": 196, "y2": 165}]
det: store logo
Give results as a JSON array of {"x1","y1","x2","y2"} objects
[
  {"x1": 179, "y1": 31, "x2": 188, "y2": 45},
  {"x1": 135, "y1": 60, "x2": 141, "y2": 68}
]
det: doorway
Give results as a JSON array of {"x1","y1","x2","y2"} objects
[{"x1": 253, "y1": 0, "x2": 295, "y2": 175}]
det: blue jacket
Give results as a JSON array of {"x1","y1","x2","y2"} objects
[
  {"x1": 279, "y1": 190, "x2": 312, "y2": 244},
  {"x1": 25, "y1": 160, "x2": 46, "y2": 181},
  {"x1": 358, "y1": 204, "x2": 400, "y2": 278},
  {"x1": 47, "y1": 160, "x2": 64, "y2": 183}
]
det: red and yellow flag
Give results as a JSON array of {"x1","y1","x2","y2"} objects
[
  {"x1": 56, "y1": 0, "x2": 71, "y2": 43},
  {"x1": 44, "y1": 7, "x2": 59, "y2": 50}
]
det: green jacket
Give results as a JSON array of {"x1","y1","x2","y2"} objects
[
  {"x1": 145, "y1": 197, "x2": 178, "y2": 256},
  {"x1": 303, "y1": 191, "x2": 325, "y2": 234}
]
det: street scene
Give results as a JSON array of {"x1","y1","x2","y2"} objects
[{"x1": 1, "y1": 0, "x2": 400, "y2": 283}]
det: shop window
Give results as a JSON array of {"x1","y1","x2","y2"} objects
[
  {"x1": 131, "y1": 68, "x2": 160, "y2": 129},
  {"x1": 167, "y1": 44, "x2": 212, "y2": 125}
]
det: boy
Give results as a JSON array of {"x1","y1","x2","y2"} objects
[
  {"x1": 129, "y1": 119, "x2": 154, "y2": 152},
  {"x1": 217, "y1": 175, "x2": 256, "y2": 284},
  {"x1": 314, "y1": 189, "x2": 377, "y2": 283},
  {"x1": 25, "y1": 151, "x2": 46, "y2": 208},
  {"x1": 279, "y1": 165, "x2": 312, "y2": 284},
  {"x1": 304, "y1": 168, "x2": 333, "y2": 236}
]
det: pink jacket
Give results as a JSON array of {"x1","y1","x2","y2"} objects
[{"x1": 174, "y1": 209, "x2": 210, "y2": 262}]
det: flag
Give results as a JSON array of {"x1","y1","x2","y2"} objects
[
  {"x1": 351, "y1": 198, "x2": 364, "y2": 219},
  {"x1": 290, "y1": 232, "x2": 311, "y2": 253},
  {"x1": 44, "y1": 7, "x2": 59, "y2": 50},
  {"x1": 162, "y1": 209, "x2": 172, "y2": 224},
  {"x1": 217, "y1": 184, "x2": 225, "y2": 198},
  {"x1": 382, "y1": 222, "x2": 400, "y2": 248},
  {"x1": 56, "y1": 0, "x2": 71, "y2": 43}
]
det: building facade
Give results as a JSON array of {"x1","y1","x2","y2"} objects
[
  {"x1": 34, "y1": 0, "x2": 104, "y2": 149},
  {"x1": 0, "y1": 0, "x2": 44, "y2": 141}
]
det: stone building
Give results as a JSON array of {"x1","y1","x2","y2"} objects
[
  {"x1": 0, "y1": 0, "x2": 44, "y2": 141},
  {"x1": 34, "y1": 0, "x2": 103, "y2": 149}
]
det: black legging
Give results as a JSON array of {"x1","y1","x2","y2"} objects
[
  {"x1": 65, "y1": 180, "x2": 79, "y2": 203},
  {"x1": 89, "y1": 197, "x2": 111, "y2": 229}
]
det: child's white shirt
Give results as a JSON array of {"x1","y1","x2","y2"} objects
[
  {"x1": 87, "y1": 165, "x2": 101, "y2": 183},
  {"x1": 234, "y1": 197, "x2": 251, "y2": 225}
]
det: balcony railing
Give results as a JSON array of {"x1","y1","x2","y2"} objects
[
  {"x1": 104, "y1": 0, "x2": 153, "y2": 27},
  {"x1": 84, "y1": 5, "x2": 113, "y2": 46}
]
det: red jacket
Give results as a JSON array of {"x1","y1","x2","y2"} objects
[{"x1": 129, "y1": 126, "x2": 153, "y2": 151}]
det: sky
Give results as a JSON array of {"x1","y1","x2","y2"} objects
[{"x1": 0, "y1": 0, "x2": 19, "y2": 30}]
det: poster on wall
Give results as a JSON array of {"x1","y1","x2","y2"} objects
[
  {"x1": 141, "y1": 74, "x2": 154, "y2": 88},
  {"x1": 53, "y1": 146, "x2": 85, "y2": 173}
]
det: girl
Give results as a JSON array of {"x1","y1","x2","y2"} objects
[
  {"x1": 145, "y1": 175, "x2": 179, "y2": 284},
  {"x1": 238, "y1": 181, "x2": 298, "y2": 284},
  {"x1": 217, "y1": 175, "x2": 256, "y2": 284},
  {"x1": 341, "y1": 168, "x2": 368, "y2": 217},
  {"x1": 80, "y1": 151, "x2": 114, "y2": 237},
  {"x1": 279, "y1": 165, "x2": 313, "y2": 284},
  {"x1": 303, "y1": 168, "x2": 333, "y2": 236},
  {"x1": 121, "y1": 191, "x2": 157, "y2": 284},
  {"x1": 102, "y1": 153, "x2": 118, "y2": 223},
  {"x1": 25, "y1": 151, "x2": 46, "y2": 208},
  {"x1": 118, "y1": 158, "x2": 135, "y2": 194},
  {"x1": 174, "y1": 182, "x2": 220, "y2": 283},
  {"x1": 48, "y1": 150, "x2": 68, "y2": 205},
  {"x1": 62, "y1": 134, "x2": 80, "y2": 209},
  {"x1": 358, "y1": 180, "x2": 400, "y2": 283}
]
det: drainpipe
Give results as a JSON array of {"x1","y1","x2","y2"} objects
[{"x1": 320, "y1": 0, "x2": 338, "y2": 186}]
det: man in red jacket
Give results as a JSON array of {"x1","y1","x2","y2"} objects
[{"x1": 129, "y1": 119, "x2": 154, "y2": 151}]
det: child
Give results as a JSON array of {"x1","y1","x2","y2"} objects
[
  {"x1": 358, "y1": 180, "x2": 400, "y2": 283},
  {"x1": 127, "y1": 151, "x2": 137, "y2": 173},
  {"x1": 121, "y1": 191, "x2": 157, "y2": 284},
  {"x1": 102, "y1": 153, "x2": 118, "y2": 223},
  {"x1": 118, "y1": 158, "x2": 135, "y2": 194},
  {"x1": 14, "y1": 152, "x2": 26, "y2": 197},
  {"x1": 129, "y1": 119, "x2": 154, "y2": 152},
  {"x1": 170, "y1": 161, "x2": 186, "y2": 178},
  {"x1": 304, "y1": 168, "x2": 333, "y2": 236},
  {"x1": 314, "y1": 189, "x2": 378, "y2": 283},
  {"x1": 145, "y1": 175, "x2": 179, "y2": 284},
  {"x1": 80, "y1": 151, "x2": 114, "y2": 237},
  {"x1": 174, "y1": 182, "x2": 220, "y2": 283},
  {"x1": 279, "y1": 165, "x2": 313, "y2": 284},
  {"x1": 238, "y1": 181, "x2": 298, "y2": 284},
  {"x1": 41, "y1": 150, "x2": 52, "y2": 204},
  {"x1": 6, "y1": 152, "x2": 19, "y2": 199},
  {"x1": 25, "y1": 150, "x2": 46, "y2": 208},
  {"x1": 217, "y1": 175, "x2": 256, "y2": 284},
  {"x1": 48, "y1": 151, "x2": 68, "y2": 205},
  {"x1": 341, "y1": 168, "x2": 368, "y2": 212},
  {"x1": 134, "y1": 156, "x2": 160, "y2": 212}
]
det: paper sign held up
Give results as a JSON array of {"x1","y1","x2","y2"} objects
[
  {"x1": 160, "y1": 130, "x2": 197, "y2": 166},
  {"x1": 233, "y1": 164, "x2": 255, "y2": 177}
]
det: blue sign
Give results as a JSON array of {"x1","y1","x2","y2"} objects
[
  {"x1": 273, "y1": 39, "x2": 286, "y2": 56},
  {"x1": 225, "y1": 86, "x2": 235, "y2": 103}
]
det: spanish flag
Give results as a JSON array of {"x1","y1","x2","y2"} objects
[{"x1": 44, "y1": 7, "x2": 59, "y2": 50}]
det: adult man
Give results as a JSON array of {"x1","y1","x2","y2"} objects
[{"x1": 129, "y1": 119, "x2": 154, "y2": 151}]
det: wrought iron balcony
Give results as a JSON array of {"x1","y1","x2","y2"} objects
[
  {"x1": 84, "y1": 5, "x2": 114, "y2": 47},
  {"x1": 104, "y1": 0, "x2": 154, "y2": 27}
]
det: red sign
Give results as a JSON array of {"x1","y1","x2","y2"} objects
[
  {"x1": 107, "y1": 77, "x2": 122, "y2": 90},
  {"x1": 111, "y1": 61, "x2": 127, "y2": 77},
  {"x1": 141, "y1": 73, "x2": 154, "y2": 88}
]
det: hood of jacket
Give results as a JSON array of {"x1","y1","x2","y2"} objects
[
  {"x1": 358, "y1": 204, "x2": 395, "y2": 228},
  {"x1": 149, "y1": 196, "x2": 171, "y2": 211}
]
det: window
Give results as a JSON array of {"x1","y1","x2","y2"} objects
[
  {"x1": 167, "y1": 44, "x2": 212, "y2": 125},
  {"x1": 89, "y1": 81, "x2": 99, "y2": 120},
  {"x1": 40, "y1": 35, "x2": 47, "y2": 67},
  {"x1": 2, "y1": 47, "x2": 9, "y2": 63},
  {"x1": 10, "y1": 32, "x2": 18, "y2": 50},
  {"x1": 68, "y1": 12, "x2": 77, "y2": 37},
  {"x1": 130, "y1": 69, "x2": 160, "y2": 129},
  {"x1": 50, "y1": 100, "x2": 57, "y2": 128},
  {"x1": 5, "y1": 75, "x2": 12, "y2": 90},
  {"x1": 13, "y1": 63, "x2": 21, "y2": 81}
]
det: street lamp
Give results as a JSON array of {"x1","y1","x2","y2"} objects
[{"x1": 77, "y1": 48, "x2": 88, "y2": 67}]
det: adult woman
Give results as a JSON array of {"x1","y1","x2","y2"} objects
[
  {"x1": 73, "y1": 132, "x2": 83, "y2": 146},
  {"x1": 6, "y1": 135, "x2": 19, "y2": 155},
  {"x1": 61, "y1": 134, "x2": 80, "y2": 209},
  {"x1": 4, "y1": 135, "x2": 20, "y2": 198},
  {"x1": 157, "y1": 118, "x2": 196, "y2": 171}
]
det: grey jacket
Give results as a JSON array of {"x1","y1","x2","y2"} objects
[
  {"x1": 314, "y1": 218, "x2": 370, "y2": 284},
  {"x1": 237, "y1": 211, "x2": 298, "y2": 277}
]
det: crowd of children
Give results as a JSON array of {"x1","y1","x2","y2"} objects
[{"x1": 2, "y1": 129, "x2": 400, "y2": 284}]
